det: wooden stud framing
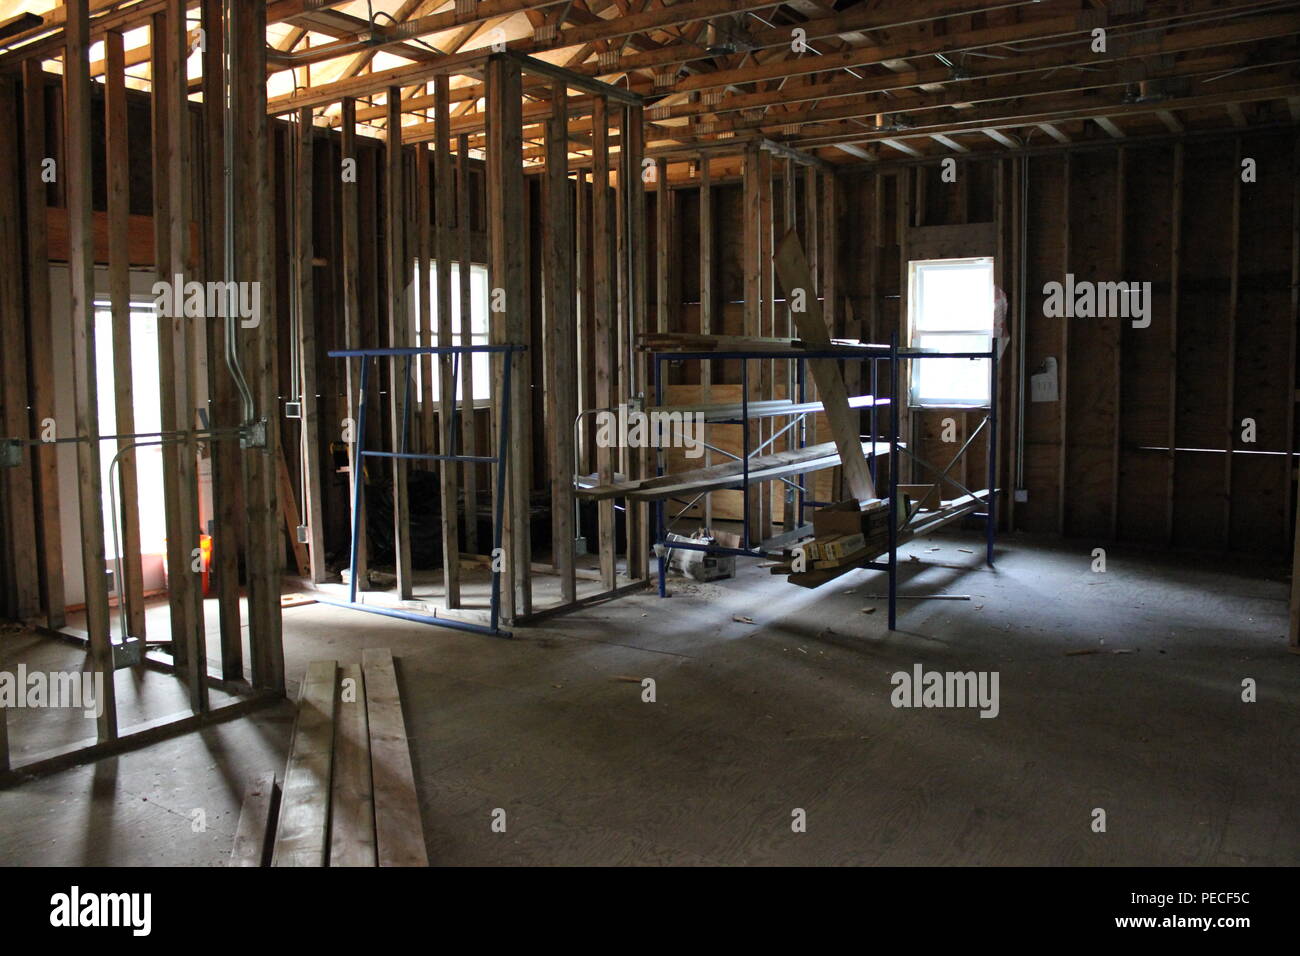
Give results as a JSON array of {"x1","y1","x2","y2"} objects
[
  {"x1": 416, "y1": 146, "x2": 435, "y2": 459},
  {"x1": 699, "y1": 156, "x2": 714, "y2": 527},
  {"x1": 21, "y1": 62, "x2": 64, "y2": 629},
  {"x1": 64, "y1": 0, "x2": 118, "y2": 740},
  {"x1": 1166, "y1": 143, "x2": 1183, "y2": 546},
  {"x1": 434, "y1": 76, "x2": 462, "y2": 608},
  {"x1": 486, "y1": 56, "x2": 532, "y2": 618},
  {"x1": 456, "y1": 132, "x2": 480, "y2": 555},
  {"x1": 340, "y1": 98, "x2": 369, "y2": 587},
  {"x1": 0, "y1": 75, "x2": 39, "y2": 622},
  {"x1": 201, "y1": 0, "x2": 243, "y2": 680},
  {"x1": 386, "y1": 86, "x2": 414, "y2": 601},
  {"x1": 629, "y1": 103, "x2": 650, "y2": 580},
  {"x1": 544, "y1": 79, "x2": 577, "y2": 603},
  {"x1": 296, "y1": 108, "x2": 327, "y2": 584},
  {"x1": 1224, "y1": 137, "x2": 1241, "y2": 549},
  {"x1": 232, "y1": 0, "x2": 284, "y2": 693},
  {"x1": 165, "y1": 0, "x2": 207, "y2": 713},
  {"x1": 104, "y1": 30, "x2": 147, "y2": 641},
  {"x1": 0, "y1": 82, "x2": 32, "y2": 617},
  {"x1": 590, "y1": 95, "x2": 616, "y2": 589}
]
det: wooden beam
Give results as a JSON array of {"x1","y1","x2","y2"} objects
[
  {"x1": 1225, "y1": 137, "x2": 1241, "y2": 548},
  {"x1": 0, "y1": 75, "x2": 39, "y2": 621},
  {"x1": 165, "y1": 0, "x2": 207, "y2": 714},
  {"x1": 544, "y1": 79, "x2": 577, "y2": 603},
  {"x1": 200, "y1": 0, "x2": 242, "y2": 681},
  {"x1": 456, "y1": 132, "x2": 480, "y2": 555},
  {"x1": 64, "y1": 0, "x2": 118, "y2": 741},
  {"x1": 590, "y1": 94, "x2": 616, "y2": 590},
  {"x1": 296, "y1": 109, "x2": 327, "y2": 585},
  {"x1": 386, "y1": 87, "x2": 415, "y2": 601},
  {"x1": 232, "y1": 0, "x2": 285, "y2": 694},
  {"x1": 773, "y1": 231, "x2": 877, "y2": 503},
  {"x1": 1166, "y1": 143, "x2": 1183, "y2": 547},
  {"x1": 486, "y1": 56, "x2": 531, "y2": 618},
  {"x1": 699, "y1": 155, "x2": 714, "y2": 527},
  {"x1": 22, "y1": 62, "x2": 64, "y2": 630},
  {"x1": 434, "y1": 75, "x2": 462, "y2": 608},
  {"x1": 340, "y1": 98, "x2": 368, "y2": 588},
  {"x1": 104, "y1": 30, "x2": 146, "y2": 641}
]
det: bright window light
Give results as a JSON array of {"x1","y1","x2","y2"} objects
[
  {"x1": 412, "y1": 261, "x2": 492, "y2": 404},
  {"x1": 94, "y1": 301, "x2": 167, "y2": 556},
  {"x1": 907, "y1": 257, "x2": 994, "y2": 406}
]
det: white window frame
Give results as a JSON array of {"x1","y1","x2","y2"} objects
[{"x1": 906, "y1": 256, "x2": 995, "y2": 408}]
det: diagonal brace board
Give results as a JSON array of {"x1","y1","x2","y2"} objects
[{"x1": 773, "y1": 229, "x2": 876, "y2": 501}]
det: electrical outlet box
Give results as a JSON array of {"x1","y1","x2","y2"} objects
[
  {"x1": 0, "y1": 439, "x2": 21, "y2": 469},
  {"x1": 105, "y1": 568, "x2": 115, "y2": 593},
  {"x1": 285, "y1": 401, "x2": 302, "y2": 419},
  {"x1": 296, "y1": 525, "x2": 309, "y2": 544},
  {"x1": 1014, "y1": 489, "x2": 1029, "y2": 503}
]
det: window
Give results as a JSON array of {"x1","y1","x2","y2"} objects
[
  {"x1": 412, "y1": 261, "x2": 492, "y2": 404},
  {"x1": 94, "y1": 300, "x2": 167, "y2": 556},
  {"x1": 907, "y1": 257, "x2": 994, "y2": 406}
]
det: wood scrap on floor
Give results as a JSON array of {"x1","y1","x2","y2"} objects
[{"x1": 229, "y1": 649, "x2": 427, "y2": 867}]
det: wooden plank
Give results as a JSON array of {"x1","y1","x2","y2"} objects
[
  {"x1": 583, "y1": 440, "x2": 891, "y2": 502},
  {"x1": 434, "y1": 75, "x2": 462, "y2": 608},
  {"x1": 0, "y1": 75, "x2": 39, "y2": 621},
  {"x1": 1166, "y1": 143, "x2": 1183, "y2": 546},
  {"x1": 487, "y1": 56, "x2": 532, "y2": 619},
  {"x1": 276, "y1": 447, "x2": 311, "y2": 577},
  {"x1": 232, "y1": 0, "x2": 284, "y2": 694},
  {"x1": 773, "y1": 231, "x2": 877, "y2": 502},
  {"x1": 150, "y1": 8, "x2": 187, "y2": 673},
  {"x1": 1224, "y1": 137, "x2": 1241, "y2": 549},
  {"x1": 65, "y1": 0, "x2": 118, "y2": 741},
  {"x1": 456, "y1": 132, "x2": 480, "y2": 555},
  {"x1": 361, "y1": 648, "x2": 428, "y2": 867},
  {"x1": 386, "y1": 87, "x2": 414, "y2": 601},
  {"x1": 544, "y1": 79, "x2": 577, "y2": 603},
  {"x1": 1290, "y1": 134, "x2": 1300, "y2": 647},
  {"x1": 590, "y1": 94, "x2": 616, "y2": 590},
  {"x1": 200, "y1": 0, "x2": 242, "y2": 680},
  {"x1": 1058, "y1": 152, "x2": 1071, "y2": 536},
  {"x1": 104, "y1": 30, "x2": 147, "y2": 641},
  {"x1": 22, "y1": 62, "x2": 65, "y2": 630},
  {"x1": 626, "y1": 103, "x2": 650, "y2": 580},
  {"x1": 329, "y1": 662, "x2": 376, "y2": 867},
  {"x1": 699, "y1": 156, "x2": 714, "y2": 527},
  {"x1": 166, "y1": 0, "x2": 206, "y2": 712},
  {"x1": 296, "y1": 108, "x2": 327, "y2": 583},
  {"x1": 416, "y1": 146, "x2": 435, "y2": 458},
  {"x1": 340, "y1": 98, "x2": 369, "y2": 586},
  {"x1": 229, "y1": 772, "x2": 279, "y2": 867},
  {"x1": 271, "y1": 659, "x2": 338, "y2": 867}
]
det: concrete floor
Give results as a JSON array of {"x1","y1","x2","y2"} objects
[{"x1": 2, "y1": 530, "x2": 1297, "y2": 866}]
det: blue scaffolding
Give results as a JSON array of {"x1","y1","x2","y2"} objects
[
  {"x1": 648, "y1": 333, "x2": 998, "y2": 630},
  {"x1": 324, "y1": 343, "x2": 527, "y2": 637}
]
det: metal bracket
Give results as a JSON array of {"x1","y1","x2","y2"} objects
[
  {"x1": 112, "y1": 636, "x2": 145, "y2": 669},
  {"x1": 241, "y1": 419, "x2": 267, "y2": 449}
]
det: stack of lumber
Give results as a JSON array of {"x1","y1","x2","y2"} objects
[
  {"x1": 638, "y1": 332, "x2": 879, "y2": 354},
  {"x1": 229, "y1": 648, "x2": 428, "y2": 867},
  {"x1": 575, "y1": 440, "x2": 892, "y2": 502},
  {"x1": 771, "y1": 490, "x2": 995, "y2": 589}
]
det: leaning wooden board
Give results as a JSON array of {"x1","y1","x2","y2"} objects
[
  {"x1": 773, "y1": 230, "x2": 877, "y2": 502},
  {"x1": 362, "y1": 648, "x2": 429, "y2": 867}
]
